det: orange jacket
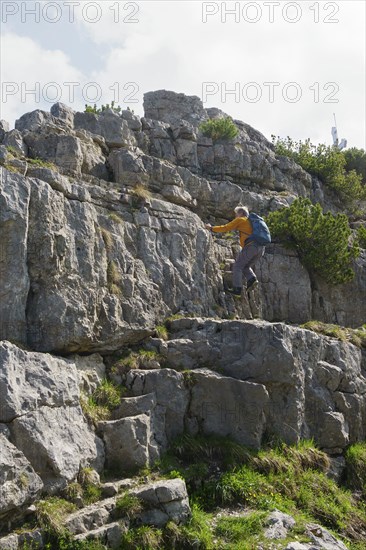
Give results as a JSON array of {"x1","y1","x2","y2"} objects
[{"x1": 212, "y1": 217, "x2": 253, "y2": 248}]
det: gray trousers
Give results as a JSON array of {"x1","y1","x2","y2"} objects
[{"x1": 232, "y1": 243, "x2": 265, "y2": 288}]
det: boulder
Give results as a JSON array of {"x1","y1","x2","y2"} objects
[
  {"x1": 187, "y1": 368, "x2": 269, "y2": 448},
  {"x1": 264, "y1": 510, "x2": 296, "y2": 539},
  {"x1": 98, "y1": 413, "x2": 159, "y2": 472},
  {"x1": 0, "y1": 434, "x2": 43, "y2": 520},
  {"x1": 0, "y1": 341, "x2": 104, "y2": 492},
  {"x1": 50, "y1": 102, "x2": 75, "y2": 127},
  {"x1": 143, "y1": 90, "x2": 206, "y2": 126}
]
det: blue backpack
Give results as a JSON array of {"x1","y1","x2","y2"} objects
[{"x1": 242, "y1": 213, "x2": 271, "y2": 246}]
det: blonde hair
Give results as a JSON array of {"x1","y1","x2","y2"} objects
[{"x1": 234, "y1": 206, "x2": 249, "y2": 218}]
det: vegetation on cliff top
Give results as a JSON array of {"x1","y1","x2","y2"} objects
[
  {"x1": 266, "y1": 198, "x2": 360, "y2": 284},
  {"x1": 200, "y1": 117, "x2": 238, "y2": 142},
  {"x1": 271, "y1": 136, "x2": 366, "y2": 209}
]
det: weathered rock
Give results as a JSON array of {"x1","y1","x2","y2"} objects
[
  {"x1": 15, "y1": 110, "x2": 53, "y2": 133},
  {"x1": 131, "y1": 478, "x2": 191, "y2": 526},
  {"x1": 98, "y1": 413, "x2": 159, "y2": 472},
  {"x1": 305, "y1": 523, "x2": 348, "y2": 550},
  {"x1": 71, "y1": 353, "x2": 106, "y2": 395},
  {"x1": 187, "y1": 368, "x2": 269, "y2": 448},
  {"x1": 0, "y1": 168, "x2": 223, "y2": 353},
  {"x1": 0, "y1": 434, "x2": 43, "y2": 520},
  {"x1": 50, "y1": 102, "x2": 75, "y2": 127},
  {"x1": 0, "y1": 341, "x2": 104, "y2": 492},
  {"x1": 0, "y1": 170, "x2": 30, "y2": 344},
  {"x1": 144, "y1": 90, "x2": 206, "y2": 126},
  {"x1": 0, "y1": 120, "x2": 10, "y2": 143},
  {"x1": 74, "y1": 110, "x2": 136, "y2": 148},
  {"x1": 264, "y1": 510, "x2": 296, "y2": 539},
  {"x1": 126, "y1": 369, "x2": 189, "y2": 444},
  {"x1": 155, "y1": 318, "x2": 366, "y2": 450},
  {"x1": 74, "y1": 521, "x2": 128, "y2": 549},
  {"x1": 2, "y1": 130, "x2": 28, "y2": 157},
  {"x1": 258, "y1": 244, "x2": 312, "y2": 324}
]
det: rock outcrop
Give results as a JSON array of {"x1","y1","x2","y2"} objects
[{"x1": 0, "y1": 89, "x2": 365, "y2": 547}]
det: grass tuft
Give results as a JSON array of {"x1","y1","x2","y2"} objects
[
  {"x1": 80, "y1": 379, "x2": 123, "y2": 425},
  {"x1": 131, "y1": 184, "x2": 152, "y2": 200},
  {"x1": 301, "y1": 320, "x2": 366, "y2": 349}
]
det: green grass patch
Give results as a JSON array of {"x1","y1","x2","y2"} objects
[
  {"x1": 111, "y1": 348, "x2": 161, "y2": 376},
  {"x1": 35, "y1": 498, "x2": 76, "y2": 534},
  {"x1": 155, "y1": 324, "x2": 169, "y2": 341},
  {"x1": 80, "y1": 379, "x2": 123, "y2": 424},
  {"x1": 345, "y1": 442, "x2": 366, "y2": 497},
  {"x1": 27, "y1": 157, "x2": 56, "y2": 170},
  {"x1": 301, "y1": 321, "x2": 366, "y2": 349},
  {"x1": 115, "y1": 492, "x2": 143, "y2": 519},
  {"x1": 152, "y1": 435, "x2": 366, "y2": 545},
  {"x1": 215, "y1": 511, "x2": 266, "y2": 543},
  {"x1": 120, "y1": 525, "x2": 163, "y2": 549}
]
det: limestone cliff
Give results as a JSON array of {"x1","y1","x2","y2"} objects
[{"x1": 0, "y1": 91, "x2": 365, "y2": 548}]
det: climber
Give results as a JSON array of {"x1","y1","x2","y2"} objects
[{"x1": 205, "y1": 206, "x2": 266, "y2": 296}]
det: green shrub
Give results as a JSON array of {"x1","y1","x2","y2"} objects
[
  {"x1": 357, "y1": 225, "x2": 366, "y2": 248},
  {"x1": 199, "y1": 117, "x2": 238, "y2": 142},
  {"x1": 272, "y1": 136, "x2": 366, "y2": 206},
  {"x1": 84, "y1": 100, "x2": 122, "y2": 114},
  {"x1": 343, "y1": 147, "x2": 366, "y2": 183},
  {"x1": 266, "y1": 198, "x2": 360, "y2": 284}
]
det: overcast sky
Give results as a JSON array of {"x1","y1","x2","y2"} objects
[{"x1": 1, "y1": 0, "x2": 365, "y2": 148}]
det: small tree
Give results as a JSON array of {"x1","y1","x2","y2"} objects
[
  {"x1": 200, "y1": 117, "x2": 238, "y2": 142},
  {"x1": 266, "y1": 198, "x2": 360, "y2": 284},
  {"x1": 343, "y1": 147, "x2": 366, "y2": 183}
]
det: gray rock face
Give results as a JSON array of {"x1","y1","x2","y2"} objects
[
  {"x1": 50, "y1": 102, "x2": 75, "y2": 127},
  {"x1": 0, "y1": 170, "x2": 30, "y2": 344},
  {"x1": 187, "y1": 369, "x2": 268, "y2": 448},
  {"x1": 0, "y1": 342, "x2": 104, "y2": 492},
  {"x1": 0, "y1": 434, "x2": 43, "y2": 521},
  {"x1": 98, "y1": 413, "x2": 160, "y2": 472},
  {"x1": 153, "y1": 318, "x2": 366, "y2": 451},
  {"x1": 1, "y1": 168, "x2": 224, "y2": 354},
  {"x1": 144, "y1": 90, "x2": 206, "y2": 126},
  {"x1": 264, "y1": 510, "x2": 296, "y2": 539}
]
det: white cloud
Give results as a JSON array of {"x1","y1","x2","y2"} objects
[
  {"x1": 1, "y1": 32, "x2": 84, "y2": 126},
  {"x1": 1, "y1": 1, "x2": 365, "y2": 148}
]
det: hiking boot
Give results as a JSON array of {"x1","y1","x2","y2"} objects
[
  {"x1": 226, "y1": 286, "x2": 242, "y2": 297},
  {"x1": 246, "y1": 277, "x2": 258, "y2": 292}
]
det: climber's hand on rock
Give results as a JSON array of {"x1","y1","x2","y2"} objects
[{"x1": 205, "y1": 224, "x2": 212, "y2": 230}]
